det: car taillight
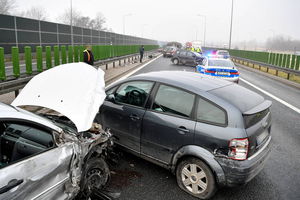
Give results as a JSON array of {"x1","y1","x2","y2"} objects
[
  {"x1": 228, "y1": 138, "x2": 249, "y2": 160},
  {"x1": 205, "y1": 70, "x2": 215, "y2": 73},
  {"x1": 230, "y1": 72, "x2": 240, "y2": 75}
]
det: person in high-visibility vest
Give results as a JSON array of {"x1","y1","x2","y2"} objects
[
  {"x1": 196, "y1": 47, "x2": 202, "y2": 53},
  {"x1": 191, "y1": 47, "x2": 195, "y2": 52},
  {"x1": 83, "y1": 46, "x2": 94, "y2": 66}
]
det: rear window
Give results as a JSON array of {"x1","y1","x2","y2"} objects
[
  {"x1": 217, "y1": 51, "x2": 229, "y2": 55},
  {"x1": 209, "y1": 84, "x2": 264, "y2": 113},
  {"x1": 208, "y1": 59, "x2": 235, "y2": 67},
  {"x1": 243, "y1": 108, "x2": 270, "y2": 128}
]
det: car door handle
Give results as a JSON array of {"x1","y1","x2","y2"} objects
[
  {"x1": 0, "y1": 179, "x2": 23, "y2": 194},
  {"x1": 177, "y1": 126, "x2": 190, "y2": 134},
  {"x1": 129, "y1": 114, "x2": 140, "y2": 121}
]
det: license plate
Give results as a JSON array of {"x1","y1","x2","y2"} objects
[
  {"x1": 257, "y1": 130, "x2": 269, "y2": 145},
  {"x1": 216, "y1": 72, "x2": 230, "y2": 76}
]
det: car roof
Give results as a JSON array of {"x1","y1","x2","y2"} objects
[
  {"x1": 206, "y1": 57, "x2": 230, "y2": 61},
  {"x1": 217, "y1": 50, "x2": 228, "y2": 52},
  {"x1": 0, "y1": 102, "x2": 61, "y2": 132},
  {"x1": 127, "y1": 71, "x2": 232, "y2": 93}
]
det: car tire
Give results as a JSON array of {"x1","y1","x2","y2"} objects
[
  {"x1": 173, "y1": 58, "x2": 179, "y2": 65},
  {"x1": 78, "y1": 158, "x2": 110, "y2": 199},
  {"x1": 176, "y1": 158, "x2": 217, "y2": 199}
]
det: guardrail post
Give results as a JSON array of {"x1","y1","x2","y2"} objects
[
  {"x1": 46, "y1": 46, "x2": 52, "y2": 69},
  {"x1": 61, "y1": 45, "x2": 67, "y2": 64},
  {"x1": 0, "y1": 47, "x2": 6, "y2": 80},
  {"x1": 79, "y1": 46, "x2": 84, "y2": 62},
  {"x1": 113, "y1": 61, "x2": 115, "y2": 68},
  {"x1": 296, "y1": 56, "x2": 300, "y2": 71},
  {"x1": 74, "y1": 46, "x2": 79, "y2": 62},
  {"x1": 54, "y1": 45, "x2": 60, "y2": 66},
  {"x1": 68, "y1": 45, "x2": 73, "y2": 63},
  {"x1": 12, "y1": 47, "x2": 20, "y2": 78},
  {"x1": 36, "y1": 46, "x2": 43, "y2": 72},
  {"x1": 106, "y1": 63, "x2": 108, "y2": 70},
  {"x1": 25, "y1": 46, "x2": 32, "y2": 75},
  {"x1": 119, "y1": 60, "x2": 121, "y2": 66}
]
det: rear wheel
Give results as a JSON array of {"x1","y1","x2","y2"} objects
[
  {"x1": 173, "y1": 58, "x2": 179, "y2": 65},
  {"x1": 176, "y1": 158, "x2": 217, "y2": 199}
]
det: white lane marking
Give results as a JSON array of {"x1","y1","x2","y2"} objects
[
  {"x1": 105, "y1": 54, "x2": 163, "y2": 88},
  {"x1": 240, "y1": 77, "x2": 300, "y2": 114}
]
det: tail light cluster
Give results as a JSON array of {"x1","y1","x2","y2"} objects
[
  {"x1": 205, "y1": 69, "x2": 216, "y2": 73},
  {"x1": 228, "y1": 138, "x2": 249, "y2": 160}
]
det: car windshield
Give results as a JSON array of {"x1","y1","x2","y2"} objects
[{"x1": 208, "y1": 59, "x2": 235, "y2": 67}]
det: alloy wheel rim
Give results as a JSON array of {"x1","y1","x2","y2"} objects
[{"x1": 181, "y1": 164, "x2": 207, "y2": 194}]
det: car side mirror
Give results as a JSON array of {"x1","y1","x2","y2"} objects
[{"x1": 106, "y1": 94, "x2": 116, "y2": 103}]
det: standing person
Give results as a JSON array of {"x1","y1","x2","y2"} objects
[
  {"x1": 139, "y1": 45, "x2": 144, "y2": 63},
  {"x1": 83, "y1": 46, "x2": 94, "y2": 66}
]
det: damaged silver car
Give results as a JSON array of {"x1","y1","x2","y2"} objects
[{"x1": 0, "y1": 63, "x2": 113, "y2": 199}]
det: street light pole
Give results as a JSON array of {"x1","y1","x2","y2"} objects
[
  {"x1": 141, "y1": 24, "x2": 147, "y2": 38},
  {"x1": 70, "y1": 0, "x2": 73, "y2": 46},
  {"x1": 229, "y1": 0, "x2": 234, "y2": 49},
  {"x1": 123, "y1": 13, "x2": 132, "y2": 35}
]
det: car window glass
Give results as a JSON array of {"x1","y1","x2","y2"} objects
[
  {"x1": 208, "y1": 59, "x2": 235, "y2": 67},
  {"x1": 187, "y1": 52, "x2": 194, "y2": 57},
  {"x1": 106, "y1": 86, "x2": 117, "y2": 95},
  {"x1": 115, "y1": 81, "x2": 153, "y2": 107},
  {"x1": 180, "y1": 51, "x2": 187, "y2": 56},
  {"x1": 0, "y1": 122, "x2": 54, "y2": 169},
  {"x1": 152, "y1": 85, "x2": 195, "y2": 118},
  {"x1": 197, "y1": 98, "x2": 226, "y2": 125}
]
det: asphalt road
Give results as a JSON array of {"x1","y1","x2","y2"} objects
[{"x1": 106, "y1": 56, "x2": 300, "y2": 200}]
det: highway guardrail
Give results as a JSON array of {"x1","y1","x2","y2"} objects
[
  {"x1": 0, "y1": 47, "x2": 158, "y2": 96},
  {"x1": 231, "y1": 56, "x2": 300, "y2": 84}
]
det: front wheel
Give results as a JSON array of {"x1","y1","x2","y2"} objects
[
  {"x1": 176, "y1": 158, "x2": 217, "y2": 199},
  {"x1": 77, "y1": 158, "x2": 110, "y2": 199},
  {"x1": 173, "y1": 58, "x2": 179, "y2": 65}
]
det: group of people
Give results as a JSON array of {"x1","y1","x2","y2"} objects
[
  {"x1": 83, "y1": 45, "x2": 145, "y2": 66},
  {"x1": 186, "y1": 46, "x2": 202, "y2": 53}
]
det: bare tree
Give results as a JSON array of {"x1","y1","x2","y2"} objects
[
  {"x1": 89, "y1": 12, "x2": 106, "y2": 31},
  {"x1": 23, "y1": 7, "x2": 47, "y2": 20},
  {"x1": 57, "y1": 9, "x2": 81, "y2": 26},
  {"x1": 57, "y1": 10, "x2": 107, "y2": 30},
  {"x1": 0, "y1": 0, "x2": 16, "y2": 14},
  {"x1": 265, "y1": 35, "x2": 300, "y2": 52}
]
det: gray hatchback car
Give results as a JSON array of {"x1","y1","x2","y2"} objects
[{"x1": 97, "y1": 71, "x2": 272, "y2": 199}]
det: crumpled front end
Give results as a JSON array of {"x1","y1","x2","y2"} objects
[{"x1": 60, "y1": 123, "x2": 114, "y2": 199}]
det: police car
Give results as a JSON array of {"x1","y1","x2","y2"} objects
[{"x1": 196, "y1": 57, "x2": 240, "y2": 83}]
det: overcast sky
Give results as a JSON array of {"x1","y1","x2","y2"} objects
[{"x1": 14, "y1": 0, "x2": 300, "y2": 46}]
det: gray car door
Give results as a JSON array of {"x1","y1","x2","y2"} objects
[
  {"x1": 100, "y1": 81, "x2": 154, "y2": 153},
  {"x1": 141, "y1": 84, "x2": 196, "y2": 164},
  {"x1": 186, "y1": 52, "x2": 195, "y2": 65},
  {"x1": 0, "y1": 122, "x2": 73, "y2": 200}
]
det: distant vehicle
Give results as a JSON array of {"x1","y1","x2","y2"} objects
[
  {"x1": 171, "y1": 49, "x2": 203, "y2": 66},
  {"x1": 216, "y1": 50, "x2": 230, "y2": 59},
  {"x1": 98, "y1": 71, "x2": 272, "y2": 199},
  {"x1": 163, "y1": 46, "x2": 177, "y2": 57},
  {"x1": 196, "y1": 58, "x2": 240, "y2": 83}
]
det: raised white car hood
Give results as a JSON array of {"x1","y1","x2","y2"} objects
[{"x1": 12, "y1": 63, "x2": 106, "y2": 132}]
